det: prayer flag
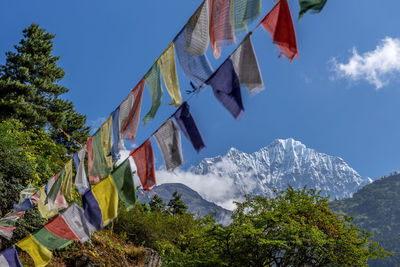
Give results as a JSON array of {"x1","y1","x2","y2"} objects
[
  {"x1": 298, "y1": 0, "x2": 327, "y2": 19},
  {"x1": 231, "y1": 34, "x2": 264, "y2": 94},
  {"x1": 73, "y1": 148, "x2": 89, "y2": 195},
  {"x1": 83, "y1": 176, "x2": 118, "y2": 230},
  {"x1": 19, "y1": 185, "x2": 38, "y2": 203},
  {"x1": 158, "y1": 43, "x2": 182, "y2": 107},
  {"x1": 206, "y1": 59, "x2": 244, "y2": 119},
  {"x1": 61, "y1": 159, "x2": 73, "y2": 199},
  {"x1": 61, "y1": 203, "x2": 95, "y2": 243},
  {"x1": 120, "y1": 79, "x2": 145, "y2": 143},
  {"x1": 0, "y1": 226, "x2": 16, "y2": 240},
  {"x1": 129, "y1": 139, "x2": 156, "y2": 191},
  {"x1": 46, "y1": 170, "x2": 63, "y2": 211},
  {"x1": 186, "y1": 0, "x2": 210, "y2": 56},
  {"x1": 17, "y1": 235, "x2": 52, "y2": 267},
  {"x1": 209, "y1": 0, "x2": 236, "y2": 58},
  {"x1": 13, "y1": 197, "x2": 33, "y2": 212},
  {"x1": 173, "y1": 102, "x2": 206, "y2": 153},
  {"x1": 111, "y1": 107, "x2": 123, "y2": 160},
  {"x1": 154, "y1": 118, "x2": 184, "y2": 170},
  {"x1": 260, "y1": 0, "x2": 298, "y2": 62},
  {"x1": 174, "y1": 28, "x2": 214, "y2": 89},
  {"x1": 230, "y1": 0, "x2": 261, "y2": 33},
  {"x1": 143, "y1": 63, "x2": 163, "y2": 125},
  {"x1": 88, "y1": 117, "x2": 113, "y2": 184},
  {"x1": 44, "y1": 215, "x2": 79, "y2": 241},
  {"x1": 32, "y1": 228, "x2": 73, "y2": 250},
  {"x1": 0, "y1": 247, "x2": 22, "y2": 267},
  {"x1": 38, "y1": 187, "x2": 67, "y2": 219},
  {"x1": 110, "y1": 159, "x2": 136, "y2": 210}
]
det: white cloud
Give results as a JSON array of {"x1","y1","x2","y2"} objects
[
  {"x1": 156, "y1": 169, "x2": 241, "y2": 211},
  {"x1": 332, "y1": 37, "x2": 400, "y2": 89},
  {"x1": 115, "y1": 149, "x2": 242, "y2": 211}
]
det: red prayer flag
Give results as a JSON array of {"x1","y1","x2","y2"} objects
[
  {"x1": 44, "y1": 215, "x2": 79, "y2": 241},
  {"x1": 208, "y1": 0, "x2": 236, "y2": 59},
  {"x1": 260, "y1": 0, "x2": 298, "y2": 62},
  {"x1": 129, "y1": 139, "x2": 156, "y2": 191},
  {"x1": 121, "y1": 79, "x2": 145, "y2": 143}
]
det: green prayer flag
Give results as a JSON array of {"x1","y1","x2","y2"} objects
[
  {"x1": 298, "y1": 0, "x2": 327, "y2": 19},
  {"x1": 143, "y1": 63, "x2": 163, "y2": 125},
  {"x1": 111, "y1": 159, "x2": 136, "y2": 210},
  {"x1": 89, "y1": 120, "x2": 113, "y2": 179},
  {"x1": 33, "y1": 228, "x2": 73, "y2": 250},
  {"x1": 230, "y1": 0, "x2": 262, "y2": 33},
  {"x1": 47, "y1": 168, "x2": 65, "y2": 209}
]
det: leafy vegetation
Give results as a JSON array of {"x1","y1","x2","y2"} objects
[
  {"x1": 115, "y1": 187, "x2": 387, "y2": 266},
  {"x1": 331, "y1": 173, "x2": 400, "y2": 266}
]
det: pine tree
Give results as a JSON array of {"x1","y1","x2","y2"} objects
[
  {"x1": 149, "y1": 194, "x2": 166, "y2": 213},
  {"x1": 0, "y1": 24, "x2": 89, "y2": 151},
  {"x1": 168, "y1": 191, "x2": 188, "y2": 215}
]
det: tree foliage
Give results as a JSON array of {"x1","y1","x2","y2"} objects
[
  {"x1": 115, "y1": 187, "x2": 387, "y2": 266},
  {"x1": 0, "y1": 24, "x2": 89, "y2": 151},
  {"x1": 168, "y1": 191, "x2": 188, "y2": 215}
]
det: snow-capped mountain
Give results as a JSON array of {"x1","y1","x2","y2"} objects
[{"x1": 193, "y1": 138, "x2": 372, "y2": 200}]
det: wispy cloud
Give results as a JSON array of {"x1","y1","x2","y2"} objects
[
  {"x1": 331, "y1": 37, "x2": 400, "y2": 89},
  {"x1": 89, "y1": 117, "x2": 107, "y2": 134}
]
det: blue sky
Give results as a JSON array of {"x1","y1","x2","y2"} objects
[{"x1": 1, "y1": 0, "x2": 400, "y2": 179}]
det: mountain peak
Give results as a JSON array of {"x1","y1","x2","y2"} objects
[{"x1": 194, "y1": 138, "x2": 370, "y2": 200}]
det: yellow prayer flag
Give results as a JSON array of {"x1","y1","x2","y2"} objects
[
  {"x1": 158, "y1": 43, "x2": 182, "y2": 107},
  {"x1": 38, "y1": 187, "x2": 58, "y2": 219},
  {"x1": 61, "y1": 159, "x2": 73, "y2": 199},
  {"x1": 100, "y1": 116, "x2": 113, "y2": 169},
  {"x1": 17, "y1": 235, "x2": 52, "y2": 267},
  {"x1": 91, "y1": 175, "x2": 118, "y2": 226}
]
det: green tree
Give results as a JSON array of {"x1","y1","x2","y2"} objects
[
  {"x1": 213, "y1": 187, "x2": 389, "y2": 267},
  {"x1": 0, "y1": 24, "x2": 89, "y2": 151},
  {"x1": 168, "y1": 191, "x2": 188, "y2": 215},
  {"x1": 0, "y1": 119, "x2": 66, "y2": 216},
  {"x1": 149, "y1": 194, "x2": 166, "y2": 213}
]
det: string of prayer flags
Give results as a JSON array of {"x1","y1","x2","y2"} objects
[
  {"x1": 110, "y1": 159, "x2": 136, "y2": 210},
  {"x1": 209, "y1": 0, "x2": 236, "y2": 59},
  {"x1": 143, "y1": 63, "x2": 163, "y2": 126},
  {"x1": 120, "y1": 79, "x2": 145, "y2": 144},
  {"x1": 61, "y1": 159, "x2": 73, "y2": 199},
  {"x1": 32, "y1": 228, "x2": 73, "y2": 250},
  {"x1": 260, "y1": 0, "x2": 298, "y2": 62},
  {"x1": 0, "y1": 247, "x2": 22, "y2": 267},
  {"x1": 82, "y1": 175, "x2": 118, "y2": 230},
  {"x1": 206, "y1": 59, "x2": 244, "y2": 119},
  {"x1": 173, "y1": 102, "x2": 206, "y2": 153},
  {"x1": 45, "y1": 215, "x2": 79, "y2": 241},
  {"x1": 73, "y1": 148, "x2": 89, "y2": 195},
  {"x1": 231, "y1": 33, "x2": 264, "y2": 94},
  {"x1": 185, "y1": 0, "x2": 210, "y2": 56},
  {"x1": 129, "y1": 139, "x2": 156, "y2": 191},
  {"x1": 158, "y1": 43, "x2": 182, "y2": 107},
  {"x1": 61, "y1": 203, "x2": 95, "y2": 243},
  {"x1": 298, "y1": 0, "x2": 327, "y2": 19},
  {"x1": 174, "y1": 28, "x2": 214, "y2": 89},
  {"x1": 154, "y1": 119, "x2": 184, "y2": 170},
  {"x1": 17, "y1": 235, "x2": 52, "y2": 267},
  {"x1": 88, "y1": 117, "x2": 113, "y2": 184},
  {"x1": 230, "y1": 0, "x2": 262, "y2": 33}
]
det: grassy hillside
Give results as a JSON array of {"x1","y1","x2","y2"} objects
[{"x1": 330, "y1": 173, "x2": 400, "y2": 266}]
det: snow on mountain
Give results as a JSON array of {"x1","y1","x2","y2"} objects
[{"x1": 192, "y1": 138, "x2": 371, "y2": 200}]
